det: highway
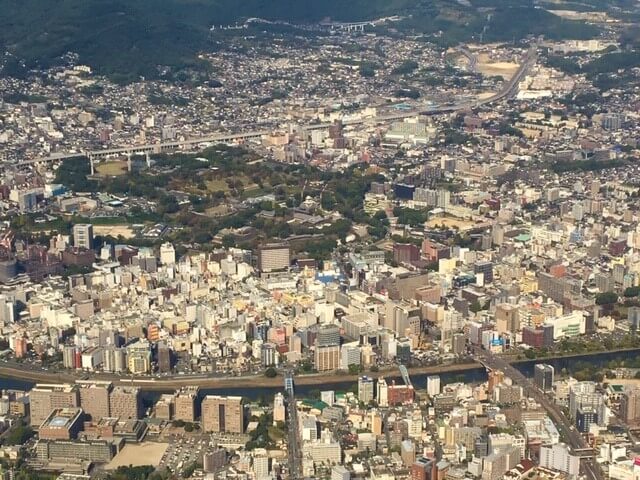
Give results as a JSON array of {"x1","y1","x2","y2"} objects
[
  {"x1": 473, "y1": 348, "x2": 604, "y2": 480},
  {"x1": 14, "y1": 43, "x2": 538, "y2": 168}
]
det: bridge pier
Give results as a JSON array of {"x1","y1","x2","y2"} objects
[
  {"x1": 127, "y1": 153, "x2": 132, "y2": 173},
  {"x1": 88, "y1": 154, "x2": 94, "y2": 176},
  {"x1": 145, "y1": 153, "x2": 151, "y2": 168}
]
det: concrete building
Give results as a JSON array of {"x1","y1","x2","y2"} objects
[
  {"x1": 174, "y1": 386, "x2": 198, "y2": 422},
  {"x1": 315, "y1": 344, "x2": 340, "y2": 372},
  {"x1": 109, "y1": 386, "x2": 141, "y2": 420},
  {"x1": 534, "y1": 364, "x2": 555, "y2": 393},
  {"x1": 29, "y1": 384, "x2": 80, "y2": 427},
  {"x1": 201, "y1": 395, "x2": 243, "y2": 433},
  {"x1": 257, "y1": 243, "x2": 290, "y2": 272},
  {"x1": 78, "y1": 381, "x2": 112, "y2": 421},
  {"x1": 73, "y1": 224, "x2": 93, "y2": 250},
  {"x1": 539, "y1": 443, "x2": 580, "y2": 478},
  {"x1": 39, "y1": 407, "x2": 84, "y2": 440},
  {"x1": 358, "y1": 376, "x2": 374, "y2": 404},
  {"x1": 621, "y1": 389, "x2": 640, "y2": 424}
]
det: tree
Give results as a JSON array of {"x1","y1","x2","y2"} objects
[
  {"x1": 624, "y1": 286, "x2": 640, "y2": 298},
  {"x1": 595, "y1": 292, "x2": 618, "y2": 306},
  {"x1": 4, "y1": 420, "x2": 33, "y2": 445},
  {"x1": 265, "y1": 367, "x2": 278, "y2": 378},
  {"x1": 222, "y1": 234, "x2": 235, "y2": 249}
]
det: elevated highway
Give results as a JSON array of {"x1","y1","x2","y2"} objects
[{"x1": 15, "y1": 45, "x2": 537, "y2": 169}]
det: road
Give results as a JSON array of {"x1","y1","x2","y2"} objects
[
  {"x1": 473, "y1": 348, "x2": 604, "y2": 480},
  {"x1": 16, "y1": 43, "x2": 538, "y2": 167},
  {"x1": 285, "y1": 373, "x2": 302, "y2": 479}
]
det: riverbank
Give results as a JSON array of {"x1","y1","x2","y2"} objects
[
  {"x1": 0, "y1": 361, "x2": 482, "y2": 391},
  {"x1": 2, "y1": 346, "x2": 640, "y2": 392}
]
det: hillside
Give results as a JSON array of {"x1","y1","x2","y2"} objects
[{"x1": 0, "y1": 0, "x2": 609, "y2": 82}]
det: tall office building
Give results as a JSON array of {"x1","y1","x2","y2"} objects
[
  {"x1": 315, "y1": 345, "x2": 340, "y2": 372},
  {"x1": 253, "y1": 455, "x2": 269, "y2": 479},
  {"x1": 257, "y1": 243, "x2": 290, "y2": 272},
  {"x1": 157, "y1": 342, "x2": 172, "y2": 373},
  {"x1": 203, "y1": 448, "x2": 227, "y2": 473},
  {"x1": 621, "y1": 389, "x2": 640, "y2": 424},
  {"x1": 377, "y1": 378, "x2": 389, "y2": 407},
  {"x1": 331, "y1": 465, "x2": 351, "y2": 480},
  {"x1": 411, "y1": 457, "x2": 434, "y2": 480},
  {"x1": 316, "y1": 325, "x2": 341, "y2": 347},
  {"x1": 474, "y1": 260, "x2": 494, "y2": 284},
  {"x1": 201, "y1": 395, "x2": 243, "y2": 433},
  {"x1": 273, "y1": 392, "x2": 286, "y2": 423},
  {"x1": 426, "y1": 375, "x2": 441, "y2": 396},
  {"x1": 77, "y1": 381, "x2": 112, "y2": 421},
  {"x1": 29, "y1": 384, "x2": 80, "y2": 427},
  {"x1": 358, "y1": 376, "x2": 374, "y2": 404},
  {"x1": 109, "y1": 386, "x2": 141, "y2": 420},
  {"x1": 73, "y1": 224, "x2": 94, "y2": 250},
  {"x1": 534, "y1": 364, "x2": 555, "y2": 393},
  {"x1": 539, "y1": 443, "x2": 580, "y2": 478},
  {"x1": 159, "y1": 242, "x2": 176, "y2": 265},
  {"x1": 569, "y1": 382, "x2": 604, "y2": 425},
  {"x1": 174, "y1": 386, "x2": 199, "y2": 422}
]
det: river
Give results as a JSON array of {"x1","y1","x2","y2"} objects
[{"x1": 1, "y1": 348, "x2": 637, "y2": 402}]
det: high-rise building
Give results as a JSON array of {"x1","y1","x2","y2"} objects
[
  {"x1": 401, "y1": 439, "x2": 416, "y2": 466},
  {"x1": 487, "y1": 370, "x2": 504, "y2": 394},
  {"x1": 29, "y1": 384, "x2": 80, "y2": 427},
  {"x1": 77, "y1": 381, "x2": 112, "y2": 421},
  {"x1": 534, "y1": 364, "x2": 554, "y2": 393},
  {"x1": 569, "y1": 382, "x2": 605, "y2": 426},
  {"x1": 174, "y1": 387, "x2": 198, "y2": 422},
  {"x1": 253, "y1": 455, "x2": 269, "y2": 479},
  {"x1": 257, "y1": 243, "x2": 290, "y2": 272},
  {"x1": 576, "y1": 406, "x2": 597, "y2": 433},
  {"x1": 316, "y1": 324, "x2": 340, "y2": 347},
  {"x1": 426, "y1": 375, "x2": 441, "y2": 397},
  {"x1": 377, "y1": 378, "x2": 389, "y2": 407},
  {"x1": 273, "y1": 393, "x2": 285, "y2": 423},
  {"x1": 474, "y1": 260, "x2": 494, "y2": 284},
  {"x1": 159, "y1": 243, "x2": 176, "y2": 265},
  {"x1": 331, "y1": 465, "x2": 350, "y2": 480},
  {"x1": 358, "y1": 376, "x2": 374, "y2": 404},
  {"x1": 109, "y1": 386, "x2": 141, "y2": 420},
  {"x1": 201, "y1": 395, "x2": 243, "y2": 433},
  {"x1": 260, "y1": 342, "x2": 278, "y2": 367},
  {"x1": 411, "y1": 457, "x2": 434, "y2": 480},
  {"x1": 315, "y1": 345, "x2": 340, "y2": 372},
  {"x1": 157, "y1": 342, "x2": 171, "y2": 373},
  {"x1": 539, "y1": 443, "x2": 580, "y2": 477},
  {"x1": 73, "y1": 224, "x2": 94, "y2": 250},
  {"x1": 621, "y1": 389, "x2": 640, "y2": 424},
  {"x1": 203, "y1": 448, "x2": 227, "y2": 473},
  {"x1": 393, "y1": 243, "x2": 420, "y2": 264},
  {"x1": 39, "y1": 408, "x2": 84, "y2": 440}
]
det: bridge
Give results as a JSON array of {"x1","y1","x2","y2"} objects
[{"x1": 399, "y1": 364, "x2": 413, "y2": 387}]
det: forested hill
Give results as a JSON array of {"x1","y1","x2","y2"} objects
[{"x1": 0, "y1": 0, "x2": 619, "y2": 82}]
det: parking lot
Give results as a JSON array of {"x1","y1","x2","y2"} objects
[{"x1": 158, "y1": 433, "x2": 210, "y2": 474}]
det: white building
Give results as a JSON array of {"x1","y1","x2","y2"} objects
[
  {"x1": 539, "y1": 443, "x2": 580, "y2": 478},
  {"x1": 427, "y1": 375, "x2": 441, "y2": 396}
]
